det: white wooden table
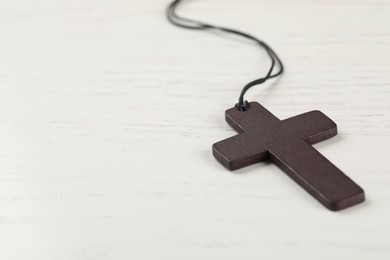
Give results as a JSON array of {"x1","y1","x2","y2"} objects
[{"x1": 1, "y1": 0, "x2": 389, "y2": 259}]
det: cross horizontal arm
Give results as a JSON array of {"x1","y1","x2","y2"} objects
[
  {"x1": 213, "y1": 132, "x2": 268, "y2": 170},
  {"x1": 279, "y1": 110, "x2": 337, "y2": 144}
]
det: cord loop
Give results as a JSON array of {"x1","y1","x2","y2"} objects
[{"x1": 166, "y1": 0, "x2": 284, "y2": 110}]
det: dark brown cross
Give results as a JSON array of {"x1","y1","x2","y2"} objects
[{"x1": 213, "y1": 102, "x2": 365, "y2": 211}]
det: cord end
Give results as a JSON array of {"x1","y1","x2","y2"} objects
[{"x1": 235, "y1": 100, "x2": 249, "y2": 111}]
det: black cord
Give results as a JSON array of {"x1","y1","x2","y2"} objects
[{"x1": 166, "y1": 0, "x2": 284, "y2": 111}]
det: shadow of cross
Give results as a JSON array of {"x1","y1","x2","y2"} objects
[{"x1": 213, "y1": 102, "x2": 365, "y2": 211}]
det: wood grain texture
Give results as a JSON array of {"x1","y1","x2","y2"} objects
[{"x1": 0, "y1": 0, "x2": 389, "y2": 259}]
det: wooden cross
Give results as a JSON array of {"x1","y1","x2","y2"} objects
[{"x1": 213, "y1": 102, "x2": 365, "y2": 211}]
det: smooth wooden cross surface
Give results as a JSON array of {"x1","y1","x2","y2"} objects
[{"x1": 213, "y1": 102, "x2": 365, "y2": 211}]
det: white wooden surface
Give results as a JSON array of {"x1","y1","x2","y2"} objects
[{"x1": 0, "y1": 0, "x2": 389, "y2": 259}]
